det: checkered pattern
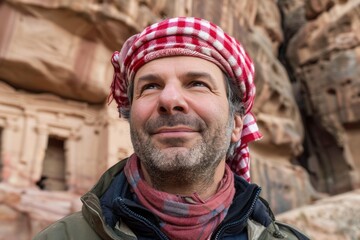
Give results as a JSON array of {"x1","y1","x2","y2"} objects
[
  {"x1": 109, "y1": 17, "x2": 262, "y2": 181},
  {"x1": 124, "y1": 154, "x2": 235, "y2": 239}
]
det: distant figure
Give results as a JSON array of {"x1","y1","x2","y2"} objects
[
  {"x1": 34, "y1": 17, "x2": 309, "y2": 240},
  {"x1": 36, "y1": 176, "x2": 47, "y2": 190}
]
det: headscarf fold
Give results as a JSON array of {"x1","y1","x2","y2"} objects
[{"x1": 109, "y1": 17, "x2": 262, "y2": 181}]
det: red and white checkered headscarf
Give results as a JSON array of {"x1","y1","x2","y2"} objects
[{"x1": 109, "y1": 17, "x2": 262, "y2": 181}]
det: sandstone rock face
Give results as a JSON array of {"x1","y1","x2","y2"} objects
[
  {"x1": 0, "y1": 0, "x2": 140, "y2": 104},
  {"x1": 284, "y1": 0, "x2": 360, "y2": 194},
  {"x1": 277, "y1": 189, "x2": 360, "y2": 240},
  {"x1": 0, "y1": 0, "x2": 358, "y2": 239}
]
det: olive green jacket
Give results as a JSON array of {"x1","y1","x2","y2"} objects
[{"x1": 33, "y1": 159, "x2": 309, "y2": 240}]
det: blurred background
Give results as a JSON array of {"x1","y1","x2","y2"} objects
[{"x1": 0, "y1": 0, "x2": 359, "y2": 239}]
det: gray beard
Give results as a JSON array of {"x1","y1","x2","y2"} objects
[{"x1": 130, "y1": 114, "x2": 233, "y2": 189}]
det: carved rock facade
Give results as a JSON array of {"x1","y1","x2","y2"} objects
[{"x1": 0, "y1": 81, "x2": 132, "y2": 238}]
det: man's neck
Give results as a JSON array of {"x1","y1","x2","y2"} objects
[{"x1": 141, "y1": 162, "x2": 226, "y2": 201}]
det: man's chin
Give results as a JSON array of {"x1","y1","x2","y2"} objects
[
  {"x1": 147, "y1": 149, "x2": 198, "y2": 170},
  {"x1": 156, "y1": 147, "x2": 191, "y2": 159}
]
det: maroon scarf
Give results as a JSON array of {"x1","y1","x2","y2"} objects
[{"x1": 124, "y1": 154, "x2": 235, "y2": 240}]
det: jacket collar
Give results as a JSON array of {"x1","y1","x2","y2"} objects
[
  {"x1": 80, "y1": 158, "x2": 273, "y2": 239},
  {"x1": 80, "y1": 159, "x2": 132, "y2": 240}
]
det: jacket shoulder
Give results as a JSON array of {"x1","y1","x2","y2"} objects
[
  {"x1": 33, "y1": 211, "x2": 101, "y2": 240},
  {"x1": 253, "y1": 220, "x2": 311, "y2": 240},
  {"x1": 274, "y1": 221, "x2": 310, "y2": 240},
  {"x1": 251, "y1": 197, "x2": 310, "y2": 240}
]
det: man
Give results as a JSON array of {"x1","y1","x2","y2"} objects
[{"x1": 34, "y1": 17, "x2": 309, "y2": 240}]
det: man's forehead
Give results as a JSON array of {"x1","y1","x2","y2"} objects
[{"x1": 134, "y1": 56, "x2": 224, "y2": 79}]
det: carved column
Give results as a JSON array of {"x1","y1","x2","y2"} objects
[
  {"x1": 2, "y1": 117, "x2": 22, "y2": 185},
  {"x1": 18, "y1": 110, "x2": 38, "y2": 187},
  {"x1": 31, "y1": 124, "x2": 49, "y2": 187},
  {"x1": 65, "y1": 130, "x2": 79, "y2": 193}
]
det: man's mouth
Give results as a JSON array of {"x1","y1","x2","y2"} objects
[
  {"x1": 145, "y1": 114, "x2": 205, "y2": 138},
  {"x1": 152, "y1": 126, "x2": 198, "y2": 138},
  {"x1": 155, "y1": 126, "x2": 196, "y2": 134}
]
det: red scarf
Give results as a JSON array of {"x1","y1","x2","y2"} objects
[{"x1": 124, "y1": 154, "x2": 235, "y2": 240}]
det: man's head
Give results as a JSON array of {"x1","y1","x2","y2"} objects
[
  {"x1": 109, "y1": 17, "x2": 261, "y2": 181},
  {"x1": 129, "y1": 56, "x2": 243, "y2": 187}
]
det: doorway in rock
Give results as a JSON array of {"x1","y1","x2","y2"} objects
[{"x1": 37, "y1": 136, "x2": 67, "y2": 191}]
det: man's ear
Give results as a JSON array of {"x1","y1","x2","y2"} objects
[{"x1": 231, "y1": 115, "x2": 243, "y2": 143}]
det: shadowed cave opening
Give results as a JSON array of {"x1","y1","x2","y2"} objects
[
  {"x1": 36, "y1": 136, "x2": 67, "y2": 191},
  {"x1": 300, "y1": 117, "x2": 352, "y2": 195}
]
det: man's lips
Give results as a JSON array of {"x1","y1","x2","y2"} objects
[
  {"x1": 151, "y1": 126, "x2": 199, "y2": 137},
  {"x1": 155, "y1": 127, "x2": 196, "y2": 134}
]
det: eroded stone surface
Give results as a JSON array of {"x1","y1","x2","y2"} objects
[
  {"x1": 285, "y1": 0, "x2": 360, "y2": 193},
  {"x1": 277, "y1": 189, "x2": 360, "y2": 240}
]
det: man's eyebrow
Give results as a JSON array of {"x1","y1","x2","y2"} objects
[
  {"x1": 184, "y1": 71, "x2": 217, "y2": 84},
  {"x1": 137, "y1": 73, "x2": 161, "y2": 82}
]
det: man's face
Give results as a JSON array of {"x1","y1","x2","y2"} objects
[{"x1": 129, "y1": 56, "x2": 240, "y2": 176}]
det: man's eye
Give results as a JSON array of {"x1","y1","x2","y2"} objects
[
  {"x1": 141, "y1": 83, "x2": 158, "y2": 92},
  {"x1": 189, "y1": 81, "x2": 209, "y2": 88}
]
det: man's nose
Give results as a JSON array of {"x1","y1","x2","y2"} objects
[{"x1": 157, "y1": 83, "x2": 189, "y2": 114}]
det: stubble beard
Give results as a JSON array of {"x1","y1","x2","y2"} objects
[{"x1": 130, "y1": 114, "x2": 233, "y2": 189}]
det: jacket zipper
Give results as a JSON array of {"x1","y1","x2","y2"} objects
[
  {"x1": 117, "y1": 198, "x2": 170, "y2": 240},
  {"x1": 212, "y1": 187, "x2": 261, "y2": 240}
]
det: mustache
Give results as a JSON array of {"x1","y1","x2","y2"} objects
[{"x1": 145, "y1": 114, "x2": 206, "y2": 134}]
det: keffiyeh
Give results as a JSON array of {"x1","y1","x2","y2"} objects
[{"x1": 109, "y1": 17, "x2": 262, "y2": 181}]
